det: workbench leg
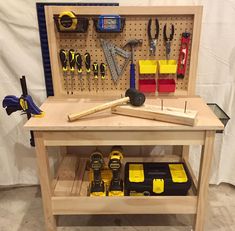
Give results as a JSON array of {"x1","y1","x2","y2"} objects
[
  {"x1": 182, "y1": 145, "x2": 190, "y2": 161},
  {"x1": 194, "y1": 131, "x2": 215, "y2": 231},
  {"x1": 34, "y1": 132, "x2": 57, "y2": 231}
]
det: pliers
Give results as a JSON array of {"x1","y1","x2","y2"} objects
[
  {"x1": 163, "y1": 23, "x2": 175, "y2": 60},
  {"x1": 148, "y1": 18, "x2": 159, "y2": 56}
]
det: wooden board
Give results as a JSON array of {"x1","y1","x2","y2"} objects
[
  {"x1": 54, "y1": 157, "x2": 86, "y2": 196},
  {"x1": 57, "y1": 155, "x2": 79, "y2": 180},
  {"x1": 51, "y1": 195, "x2": 197, "y2": 215},
  {"x1": 112, "y1": 104, "x2": 197, "y2": 126},
  {"x1": 45, "y1": 6, "x2": 203, "y2": 97},
  {"x1": 24, "y1": 96, "x2": 224, "y2": 131}
]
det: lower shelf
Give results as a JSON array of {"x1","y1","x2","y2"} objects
[
  {"x1": 51, "y1": 195, "x2": 197, "y2": 215},
  {"x1": 52, "y1": 155, "x2": 197, "y2": 215}
]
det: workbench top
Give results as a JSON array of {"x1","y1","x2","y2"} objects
[{"x1": 24, "y1": 96, "x2": 224, "y2": 131}]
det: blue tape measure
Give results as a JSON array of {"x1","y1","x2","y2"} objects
[{"x1": 98, "y1": 15, "x2": 121, "y2": 32}]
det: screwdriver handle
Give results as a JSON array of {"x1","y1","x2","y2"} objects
[
  {"x1": 100, "y1": 63, "x2": 106, "y2": 80},
  {"x1": 68, "y1": 49, "x2": 76, "y2": 71},
  {"x1": 75, "y1": 53, "x2": 82, "y2": 73},
  {"x1": 59, "y1": 49, "x2": 67, "y2": 71},
  {"x1": 93, "y1": 62, "x2": 98, "y2": 79},
  {"x1": 84, "y1": 52, "x2": 91, "y2": 73}
]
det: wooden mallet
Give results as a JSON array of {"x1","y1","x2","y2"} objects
[{"x1": 67, "y1": 88, "x2": 145, "y2": 122}]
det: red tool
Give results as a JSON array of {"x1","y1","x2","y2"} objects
[{"x1": 177, "y1": 32, "x2": 190, "y2": 79}]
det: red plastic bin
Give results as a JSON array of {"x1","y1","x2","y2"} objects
[
  {"x1": 139, "y1": 79, "x2": 156, "y2": 93},
  {"x1": 157, "y1": 79, "x2": 176, "y2": 93}
]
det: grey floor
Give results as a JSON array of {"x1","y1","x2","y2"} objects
[{"x1": 0, "y1": 184, "x2": 235, "y2": 231}]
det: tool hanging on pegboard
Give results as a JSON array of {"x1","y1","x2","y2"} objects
[
  {"x1": 84, "y1": 52, "x2": 91, "y2": 91},
  {"x1": 177, "y1": 32, "x2": 190, "y2": 79},
  {"x1": 75, "y1": 52, "x2": 83, "y2": 91},
  {"x1": 100, "y1": 63, "x2": 106, "y2": 91},
  {"x1": 100, "y1": 39, "x2": 131, "y2": 85},
  {"x1": 163, "y1": 23, "x2": 175, "y2": 61},
  {"x1": 92, "y1": 62, "x2": 99, "y2": 92},
  {"x1": 59, "y1": 49, "x2": 69, "y2": 94},
  {"x1": 68, "y1": 49, "x2": 76, "y2": 94},
  {"x1": 123, "y1": 39, "x2": 143, "y2": 89},
  {"x1": 148, "y1": 18, "x2": 159, "y2": 56}
]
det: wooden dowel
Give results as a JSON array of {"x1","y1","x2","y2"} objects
[{"x1": 68, "y1": 97, "x2": 129, "y2": 122}]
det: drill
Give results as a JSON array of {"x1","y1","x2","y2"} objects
[
  {"x1": 108, "y1": 146, "x2": 124, "y2": 196},
  {"x1": 90, "y1": 151, "x2": 106, "y2": 196}
]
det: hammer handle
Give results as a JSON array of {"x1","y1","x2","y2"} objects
[
  {"x1": 130, "y1": 63, "x2": 135, "y2": 88},
  {"x1": 68, "y1": 97, "x2": 129, "y2": 122}
]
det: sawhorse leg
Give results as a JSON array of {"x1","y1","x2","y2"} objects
[{"x1": 35, "y1": 132, "x2": 57, "y2": 231}]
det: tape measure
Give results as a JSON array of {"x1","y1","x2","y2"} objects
[{"x1": 58, "y1": 11, "x2": 77, "y2": 31}]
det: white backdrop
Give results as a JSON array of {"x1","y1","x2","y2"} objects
[{"x1": 0, "y1": 0, "x2": 234, "y2": 185}]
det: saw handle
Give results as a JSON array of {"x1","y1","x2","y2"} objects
[
  {"x1": 130, "y1": 63, "x2": 135, "y2": 88},
  {"x1": 68, "y1": 97, "x2": 129, "y2": 122}
]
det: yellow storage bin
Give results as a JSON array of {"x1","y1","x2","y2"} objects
[
  {"x1": 158, "y1": 60, "x2": 177, "y2": 74},
  {"x1": 139, "y1": 60, "x2": 157, "y2": 74}
]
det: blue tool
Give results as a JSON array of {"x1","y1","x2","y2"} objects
[
  {"x1": 123, "y1": 39, "x2": 143, "y2": 89},
  {"x1": 98, "y1": 15, "x2": 121, "y2": 32},
  {"x1": 2, "y1": 76, "x2": 44, "y2": 146},
  {"x1": 3, "y1": 94, "x2": 43, "y2": 116}
]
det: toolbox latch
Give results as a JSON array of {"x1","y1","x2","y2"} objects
[
  {"x1": 169, "y1": 164, "x2": 188, "y2": 183},
  {"x1": 153, "y1": 179, "x2": 164, "y2": 194},
  {"x1": 129, "y1": 164, "x2": 144, "y2": 182}
]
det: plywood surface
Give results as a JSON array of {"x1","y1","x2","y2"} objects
[{"x1": 24, "y1": 96, "x2": 223, "y2": 131}]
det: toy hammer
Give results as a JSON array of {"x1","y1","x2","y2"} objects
[{"x1": 67, "y1": 88, "x2": 145, "y2": 122}]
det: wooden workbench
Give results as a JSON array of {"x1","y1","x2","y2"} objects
[{"x1": 24, "y1": 96, "x2": 223, "y2": 231}]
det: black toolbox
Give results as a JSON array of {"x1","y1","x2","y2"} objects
[{"x1": 124, "y1": 162, "x2": 191, "y2": 196}]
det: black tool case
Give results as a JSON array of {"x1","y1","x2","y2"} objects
[{"x1": 124, "y1": 162, "x2": 191, "y2": 196}]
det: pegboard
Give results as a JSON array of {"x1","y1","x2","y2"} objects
[{"x1": 45, "y1": 6, "x2": 202, "y2": 97}]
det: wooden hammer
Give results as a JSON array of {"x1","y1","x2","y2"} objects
[{"x1": 68, "y1": 89, "x2": 145, "y2": 122}]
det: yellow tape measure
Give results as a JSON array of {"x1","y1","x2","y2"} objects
[{"x1": 58, "y1": 11, "x2": 77, "y2": 31}]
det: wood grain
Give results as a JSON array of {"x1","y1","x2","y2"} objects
[
  {"x1": 34, "y1": 132, "x2": 56, "y2": 231},
  {"x1": 51, "y1": 195, "x2": 197, "y2": 215},
  {"x1": 24, "y1": 97, "x2": 224, "y2": 131},
  {"x1": 112, "y1": 104, "x2": 198, "y2": 126}
]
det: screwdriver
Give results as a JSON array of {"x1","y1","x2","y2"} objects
[
  {"x1": 59, "y1": 49, "x2": 69, "y2": 94},
  {"x1": 92, "y1": 62, "x2": 99, "y2": 92},
  {"x1": 84, "y1": 52, "x2": 91, "y2": 91},
  {"x1": 75, "y1": 52, "x2": 83, "y2": 91},
  {"x1": 100, "y1": 63, "x2": 106, "y2": 91},
  {"x1": 68, "y1": 49, "x2": 76, "y2": 94}
]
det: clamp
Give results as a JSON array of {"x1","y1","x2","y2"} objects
[
  {"x1": 148, "y1": 18, "x2": 159, "y2": 56},
  {"x1": 163, "y1": 23, "x2": 175, "y2": 60}
]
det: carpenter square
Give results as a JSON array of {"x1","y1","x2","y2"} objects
[{"x1": 100, "y1": 39, "x2": 131, "y2": 84}]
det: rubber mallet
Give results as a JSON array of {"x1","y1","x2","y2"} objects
[{"x1": 68, "y1": 88, "x2": 145, "y2": 122}]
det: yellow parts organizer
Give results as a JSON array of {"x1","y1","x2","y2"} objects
[
  {"x1": 158, "y1": 60, "x2": 177, "y2": 74},
  {"x1": 139, "y1": 60, "x2": 158, "y2": 74}
]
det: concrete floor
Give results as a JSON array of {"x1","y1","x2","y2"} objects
[{"x1": 0, "y1": 184, "x2": 235, "y2": 231}]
